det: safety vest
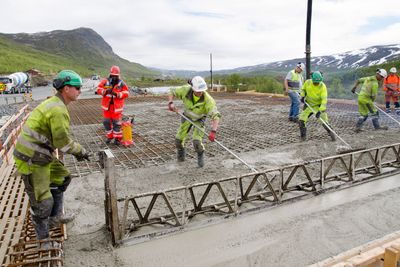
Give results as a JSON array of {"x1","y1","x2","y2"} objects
[
  {"x1": 171, "y1": 85, "x2": 221, "y2": 121},
  {"x1": 14, "y1": 94, "x2": 84, "y2": 164},
  {"x1": 286, "y1": 70, "x2": 304, "y2": 90},
  {"x1": 383, "y1": 74, "x2": 400, "y2": 91},
  {"x1": 97, "y1": 78, "x2": 129, "y2": 113},
  {"x1": 300, "y1": 80, "x2": 328, "y2": 112},
  {"x1": 358, "y1": 76, "x2": 379, "y2": 100}
]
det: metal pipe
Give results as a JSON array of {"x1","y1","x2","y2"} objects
[{"x1": 305, "y1": 0, "x2": 313, "y2": 79}]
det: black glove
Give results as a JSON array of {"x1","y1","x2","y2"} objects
[
  {"x1": 301, "y1": 97, "x2": 305, "y2": 103},
  {"x1": 112, "y1": 91, "x2": 118, "y2": 97},
  {"x1": 315, "y1": 111, "x2": 321, "y2": 119},
  {"x1": 105, "y1": 89, "x2": 113, "y2": 95},
  {"x1": 351, "y1": 87, "x2": 356, "y2": 94},
  {"x1": 75, "y1": 150, "x2": 91, "y2": 162}
]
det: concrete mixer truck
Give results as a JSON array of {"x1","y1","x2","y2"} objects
[{"x1": 0, "y1": 72, "x2": 31, "y2": 94}]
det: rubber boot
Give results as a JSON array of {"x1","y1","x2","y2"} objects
[
  {"x1": 355, "y1": 117, "x2": 366, "y2": 133},
  {"x1": 114, "y1": 139, "x2": 121, "y2": 146},
  {"x1": 175, "y1": 139, "x2": 185, "y2": 162},
  {"x1": 323, "y1": 124, "x2": 336, "y2": 141},
  {"x1": 31, "y1": 197, "x2": 54, "y2": 240},
  {"x1": 197, "y1": 151, "x2": 205, "y2": 168},
  {"x1": 49, "y1": 189, "x2": 74, "y2": 228},
  {"x1": 105, "y1": 138, "x2": 113, "y2": 144},
  {"x1": 372, "y1": 118, "x2": 388, "y2": 130},
  {"x1": 299, "y1": 120, "x2": 307, "y2": 141}
]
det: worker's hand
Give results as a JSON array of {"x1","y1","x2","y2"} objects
[
  {"x1": 351, "y1": 87, "x2": 356, "y2": 94},
  {"x1": 300, "y1": 97, "x2": 305, "y2": 103},
  {"x1": 315, "y1": 111, "x2": 321, "y2": 119},
  {"x1": 112, "y1": 91, "x2": 118, "y2": 97},
  {"x1": 208, "y1": 130, "x2": 217, "y2": 142},
  {"x1": 105, "y1": 89, "x2": 113, "y2": 95},
  {"x1": 168, "y1": 102, "x2": 175, "y2": 112},
  {"x1": 284, "y1": 91, "x2": 288, "y2": 96}
]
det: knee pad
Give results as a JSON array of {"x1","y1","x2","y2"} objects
[
  {"x1": 31, "y1": 197, "x2": 54, "y2": 219},
  {"x1": 193, "y1": 140, "x2": 204, "y2": 153}
]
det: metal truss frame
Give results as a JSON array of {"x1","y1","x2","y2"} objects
[{"x1": 101, "y1": 143, "x2": 400, "y2": 245}]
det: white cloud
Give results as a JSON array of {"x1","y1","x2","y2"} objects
[{"x1": 1, "y1": 0, "x2": 400, "y2": 70}]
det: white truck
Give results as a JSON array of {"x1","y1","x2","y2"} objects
[{"x1": 0, "y1": 72, "x2": 31, "y2": 94}]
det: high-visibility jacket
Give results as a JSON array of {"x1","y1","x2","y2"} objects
[
  {"x1": 300, "y1": 79, "x2": 328, "y2": 112},
  {"x1": 170, "y1": 85, "x2": 221, "y2": 121},
  {"x1": 97, "y1": 78, "x2": 129, "y2": 113},
  {"x1": 285, "y1": 69, "x2": 304, "y2": 90},
  {"x1": 358, "y1": 76, "x2": 379, "y2": 101},
  {"x1": 14, "y1": 94, "x2": 85, "y2": 165},
  {"x1": 383, "y1": 74, "x2": 400, "y2": 91}
]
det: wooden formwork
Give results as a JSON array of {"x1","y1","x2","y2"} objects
[{"x1": 310, "y1": 230, "x2": 400, "y2": 267}]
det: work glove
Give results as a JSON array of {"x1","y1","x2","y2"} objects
[
  {"x1": 105, "y1": 89, "x2": 113, "y2": 95},
  {"x1": 168, "y1": 102, "x2": 175, "y2": 112},
  {"x1": 208, "y1": 130, "x2": 217, "y2": 142},
  {"x1": 300, "y1": 97, "x2": 305, "y2": 103},
  {"x1": 315, "y1": 111, "x2": 321, "y2": 119},
  {"x1": 351, "y1": 87, "x2": 356, "y2": 94},
  {"x1": 75, "y1": 149, "x2": 91, "y2": 162},
  {"x1": 112, "y1": 91, "x2": 118, "y2": 97}
]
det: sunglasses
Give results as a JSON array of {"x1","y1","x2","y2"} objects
[{"x1": 69, "y1": 85, "x2": 81, "y2": 90}]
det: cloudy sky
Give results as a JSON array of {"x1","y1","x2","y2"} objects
[{"x1": 2, "y1": 0, "x2": 400, "y2": 71}]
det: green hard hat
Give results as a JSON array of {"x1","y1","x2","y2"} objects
[
  {"x1": 53, "y1": 70, "x2": 83, "y2": 90},
  {"x1": 311, "y1": 71, "x2": 323, "y2": 83}
]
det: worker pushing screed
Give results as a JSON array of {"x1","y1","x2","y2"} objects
[
  {"x1": 168, "y1": 76, "x2": 221, "y2": 168},
  {"x1": 351, "y1": 68, "x2": 389, "y2": 133},
  {"x1": 298, "y1": 71, "x2": 356, "y2": 153}
]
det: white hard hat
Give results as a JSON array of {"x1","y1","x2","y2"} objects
[
  {"x1": 376, "y1": 68, "x2": 387, "y2": 78},
  {"x1": 191, "y1": 76, "x2": 207, "y2": 92},
  {"x1": 390, "y1": 67, "x2": 397, "y2": 73},
  {"x1": 296, "y1": 62, "x2": 305, "y2": 71}
]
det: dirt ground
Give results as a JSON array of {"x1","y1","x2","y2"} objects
[{"x1": 62, "y1": 91, "x2": 400, "y2": 267}]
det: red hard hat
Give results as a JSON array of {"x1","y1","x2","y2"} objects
[{"x1": 110, "y1": 65, "x2": 120, "y2": 76}]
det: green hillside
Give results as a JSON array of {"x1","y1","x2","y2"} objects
[{"x1": 0, "y1": 28, "x2": 158, "y2": 79}]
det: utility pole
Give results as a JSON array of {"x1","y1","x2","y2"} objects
[
  {"x1": 210, "y1": 53, "x2": 213, "y2": 91},
  {"x1": 305, "y1": 0, "x2": 312, "y2": 79}
]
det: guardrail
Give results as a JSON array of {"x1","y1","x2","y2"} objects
[{"x1": 100, "y1": 143, "x2": 400, "y2": 245}]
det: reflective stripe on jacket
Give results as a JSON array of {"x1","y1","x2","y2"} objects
[
  {"x1": 97, "y1": 78, "x2": 129, "y2": 113},
  {"x1": 170, "y1": 85, "x2": 221, "y2": 121},
  {"x1": 286, "y1": 70, "x2": 304, "y2": 90},
  {"x1": 383, "y1": 74, "x2": 400, "y2": 91},
  {"x1": 14, "y1": 94, "x2": 84, "y2": 162},
  {"x1": 300, "y1": 80, "x2": 328, "y2": 112}
]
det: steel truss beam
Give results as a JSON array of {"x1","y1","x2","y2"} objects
[{"x1": 109, "y1": 143, "x2": 400, "y2": 244}]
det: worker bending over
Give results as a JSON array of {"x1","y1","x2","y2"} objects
[
  {"x1": 299, "y1": 71, "x2": 335, "y2": 142},
  {"x1": 168, "y1": 76, "x2": 221, "y2": 167},
  {"x1": 352, "y1": 69, "x2": 388, "y2": 132}
]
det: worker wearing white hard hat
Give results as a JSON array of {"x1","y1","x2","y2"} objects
[
  {"x1": 383, "y1": 67, "x2": 400, "y2": 114},
  {"x1": 284, "y1": 62, "x2": 305, "y2": 122},
  {"x1": 351, "y1": 69, "x2": 389, "y2": 132},
  {"x1": 168, "y1": 76, "x2": 221, "y2": 167}
]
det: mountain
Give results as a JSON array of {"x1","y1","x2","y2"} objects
[
  {"x1": 215, "y1": 44, "x2": 400, "y2": 76},
  {"x1": 0, "y1": 27, "x2": 157, "y2": 78}
]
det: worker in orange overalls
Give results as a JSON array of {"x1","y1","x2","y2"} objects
[
  {"x1": 383, "y1": 67, "x2": 400, "y2": 114},
  {"x1": 97, "y1": 66, "x2": 129, "y2": 145}
]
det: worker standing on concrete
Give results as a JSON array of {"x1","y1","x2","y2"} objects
[
  {"x1": 383, "y1": 67, "x2": 400, "y2": 114},
  {"x1": 97, "y1": 65, "x2": 129, "y2": 145},
  {"x1": 168, "y1": 76, "x2": 221, "y2": 167},
  {"x1": 298, "y1": 71, "x2": 335, "y2": 141},
  {"x1": 352, "y1": 69, "x2": 388, "y2": 132},
  {"x1": 13, "y1": 70, "x2": 90, "y2": 243},
  {"x1": 284, "y1": 62, "x2": 305, "y2": 122}
]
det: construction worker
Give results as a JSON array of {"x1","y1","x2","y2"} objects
[
  {"x1": 298, "y1": 71, "x2": 336, "y2": 141},
  {"x1": 352, "y1": 69, "x2": 388, "y2": 132},
  {"x1": 13, "y1": 70, "x2": 90, "y2": 243},
  {"x1": 284, "y1": 62, "x2": 305, "y2": 122},
  {"x1": 168, "y1": 76, "x2": 221, "y2": 167},
  {"x1": 383, "y1": 67, "x2": 400, "y2": 114},
  {"x1": 97, "y1": 65, "x2": 129, "y2": 145}
]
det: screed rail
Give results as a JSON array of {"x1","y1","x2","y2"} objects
[{"x1": 100, "y1": 143, "x2": 400, "y2": 245}]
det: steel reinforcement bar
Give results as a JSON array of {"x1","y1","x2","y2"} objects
[{"x1": 101, "y1": 142, "x2": 400, "y2": 245}]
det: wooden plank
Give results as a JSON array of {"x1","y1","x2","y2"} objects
[
  {"x1": 347, "y1": 247, "x2": 384, "y2": 266},
  {"x1": 383, "y1": 246, "x2": 400, "y2": 267}
]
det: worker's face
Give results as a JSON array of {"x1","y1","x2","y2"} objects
[
  {"x1": 376, "y1": 74, "x2": 384, "y2": 81},
  {"x1": 65, "y1": 85, "x2": 81, "y2": 101},
  {"x1": 193, "y1": 91, "x2": 203, "y2": 97},
  {"x1": 296, "y1": 67, "x2": 303, "y2": 73}
]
